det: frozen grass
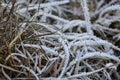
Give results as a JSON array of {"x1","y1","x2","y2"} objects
[{"x1": 0, "y1": 0, "x2": 120, "y2": 80}]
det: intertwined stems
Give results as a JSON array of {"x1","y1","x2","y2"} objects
[{"x1": 1, "y1": 0, "x2": 120, "y2": 79}]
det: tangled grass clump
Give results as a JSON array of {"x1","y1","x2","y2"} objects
[{"x1": 0, "y1": 0, "x2": 120, "y2": 80}]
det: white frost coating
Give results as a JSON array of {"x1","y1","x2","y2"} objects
[
  {"x1": 40, "y1": 7, "x2": 51, "y2": 22},
  {"x1": 35, "y1": 12, "x2": 69, "y2": 23},
  {"x1": 63, "y1": 20, "x2": 86, "y2": 31},
  {"x1": 1, "y1": 0, "x2": 120, "y2": 79},
  {"x1": 68, "y1": 63, "x2": 118, "y2": 79},
  {"x1": 34, "y1": 54, "x2": 38, "y2": 71},
  {"x1": 105, "y1": 63, "x2": 117, "y2": 70},
  {"x1": 68, "y1": 68, "x2": 104, "y2": 78},
  {"x1": 92, "y1": 0, "x2": 117, "y2": 18},
  {"x1": 93, "y1": 24, "x2": 120, "y2": 33},
  {"x1": 42, "y1": 46, "x2": 58, "y2": 55},
  {"x1": 17, "y1": 0, "x2": 69, "y2": 13},
  {"x1": 100, "y1": 5, "x2": 120, "y2": 17},
  {"x1": 58, "y1": 38, "x2": 70, "y2": 78},
  {"x1": 35, "y1": 23, "x2": 57, "y2": 33},
  {"x1": 71, "y1": 40, "x2": 107, "y2": 46},
  {"x1": 63, "y1": 33, "x2": 88, "y2": 40},
  {"x1": 39, "y1": 33, "x2": 89, "y2": 40},
  {"x1": 66, "y1": 52, "x2": 120, "y2": 71},
  {"x1": 81, "y1": 52, "x2": 120, "y2": 62},
  {"x1": 1, "y1": 3, "x2": 8, "y2": 8},
  {"x1": 113, "y1": 33, "x2": 120, "y2": 41},
  {"x1": 20, "y1": 65, "x2": 39, "y2": 80},
  {"x1": 81, "y1": 0, "x2": 93, "y2": 34},
  {"x1": 37, "y1": 67, "x2": 42, "y2": 75},
  {"x1": 69, "y1": 39, "x2": 120, "y2": 51},
  {"x1": 96, "y1": 0, "x2": 104, "y2": 9},
  {"x1": 26, "y1": 51, "x2": 34, "y2": 63},
  {"x1": 31, "y1": 0, "x2": 69, "y2": 9},
  {"x1": 22, "y1": 44, "x2": 58, "y2": 56},
  {"x1": 41, "y1": 77, "x2": 68, "y2": 80}
]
